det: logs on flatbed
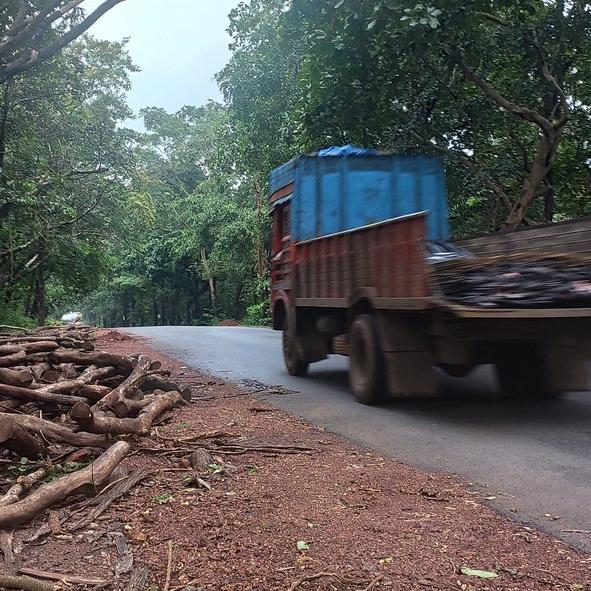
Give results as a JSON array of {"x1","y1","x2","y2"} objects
[
  {"x1": 432, "y1": 253, "x2": 591, "y2": 309},
  {"x1": 0, "y1": 324, "x2": 189, "y2": 528}
]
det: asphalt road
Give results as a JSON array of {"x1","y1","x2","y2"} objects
[{"x1": 126, "y1": 325, "x2": 591, "y2": 552}]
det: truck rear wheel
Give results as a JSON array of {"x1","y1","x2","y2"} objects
[
  {"x1": 349, "y1": 314, "x2": 386, "y2": 405},
  {"x1": 283, "y1": 318, "x2": 309, "y2": 377},
  {"x1": 496, "y1": 345, "x2": 556, "y2": 400}
]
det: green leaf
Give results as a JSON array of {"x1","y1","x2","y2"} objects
[
  {"x1": 296, "y1": 540, "x2": 310, "y2": 551},
  {"x1": 367, "y1": 19, "x2": 377, "y2": 30},
  {"x1": 460, "y1": 568, "x2": 499, "y2": 579},
  {"x1": 334, "y1": 0, "x2": 345, "y2": 7}
]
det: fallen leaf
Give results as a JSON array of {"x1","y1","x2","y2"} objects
[
  {"x1": 460, "y1": 567, "x2": 498, "y2": 579},
  {"x1": 379, "y1": 556, "x2": 393, "y2": 564}
]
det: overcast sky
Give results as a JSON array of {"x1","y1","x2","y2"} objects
[{"x1": 87, "y1": 0, "x2": 238, "y2": 118}]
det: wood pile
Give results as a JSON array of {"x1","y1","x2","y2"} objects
[
  {"x1": 0, "y1": 324, "x2": 190, "y2": 529},
  {"x1": 431, "y1": 254, "x2": 591, "y2": 308}
]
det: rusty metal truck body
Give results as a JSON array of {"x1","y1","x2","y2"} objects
[{"x1": 269, "y1": 148, "x2": 591, "y2": 403}]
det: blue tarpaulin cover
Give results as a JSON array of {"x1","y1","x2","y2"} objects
[
  {"x1": 269, "y1": 145, "x2": 379, "y2": 195},
  {"x1": 316, "y1": 145, "x2": 379, "y2": 157}
]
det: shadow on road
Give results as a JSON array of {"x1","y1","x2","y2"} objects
[{"x1": 306, "y1": 362, "x2": 591, "y2": 432}]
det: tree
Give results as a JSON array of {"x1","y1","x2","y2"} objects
[
  {"x1": 0, "y1": 35, "x2": 139, "y2": 323},
  {"x1": 0, "y1": 0, "x2": 126, "y2": 83}
]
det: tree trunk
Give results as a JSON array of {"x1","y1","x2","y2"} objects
[
  {"x1": 31, "y1": 258, "x2": 47, "y2": 325},
  {"x1": 503, "y1": 131, "x2": 559, "y2": 230},
  {"x1": 201, "y1": 249, "x2": 217, "y2": 311},
  {"x1": 543, "y1": 169, "x2": 555, "y2": 222}
]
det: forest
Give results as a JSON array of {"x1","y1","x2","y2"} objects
[{"x1": 1, "y1": 0, "x2": 590, "y2": 328}]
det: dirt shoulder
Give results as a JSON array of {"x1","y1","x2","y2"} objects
[{"x1": 12, "y1": 330, "x2": 590, "y2": 591}]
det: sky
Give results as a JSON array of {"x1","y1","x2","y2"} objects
[{"x1": 86, "y1": 0, "x2": 238, "y2": 119}]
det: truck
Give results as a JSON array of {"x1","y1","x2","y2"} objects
[{"x1": 269, "y1": 146, "x2": 591, "y2": 404}]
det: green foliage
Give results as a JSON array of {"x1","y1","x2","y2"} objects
[
  {"x1": 243, "y1": 301, "x2": 271, "y2": 327},
  {"x1": 4, "y1": 1, "x2": 591, "y2": 331}
]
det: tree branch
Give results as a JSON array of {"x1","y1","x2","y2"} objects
[
  {"x1": 453, "y1": 53, "x2": 555, "y2": 136},
  {"x1": 0, "y1": 0, "x2": 126, "y2": 83}
]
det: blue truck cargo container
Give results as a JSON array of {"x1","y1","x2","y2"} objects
[{"x1": 270, "y1": 150, "x2": 450, "y2": 243}]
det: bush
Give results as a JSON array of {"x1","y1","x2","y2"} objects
[
  {"x1": 192, "y1": 311, "x2": 221, "y2": 326},
  {"x1": 242, "y1": 301, "x2": 271, "y2": 326},
  {"x1": 0, "y1": 307, "x2": 37, "y2": 329}
]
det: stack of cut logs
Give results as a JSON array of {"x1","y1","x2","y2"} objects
[
  {"x1": 432, "y1": 254, "x2": 591, "y2": 308},
  {"x1": 0, "y1": 324, "x2": 189, "y2": 528}
]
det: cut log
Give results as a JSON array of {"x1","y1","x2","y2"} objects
[
  {"x1": 77, "y1": 384, "x2": 111, "y2": 401},
  {"x1": 0, "y1": 467, "x2": 47, "y2": 507},
  {"x1": 0, "y1": 351, "x2": 27, "y2": 368},
  {"x1": 0, "y1": 367, "x2": 34, "y2": 386},
  {"x1": 25, "y1": 362, "x2": 52, "y2": 381},
  {"x1": 18, "y1": 569, "x2": 107, "y2": 587},
  {"x1": 0, "y1": 413, "x2": 109, "y2": 447},
  {"x1": 50, "y1": 350, "x2": 134, "y2": 371},
  {"x1": 0, "y1": 341, "x2": 59, "y2": 356},
  {"x1": 140, "y1": 375, "x2": 182, "y2": 393},
  {"x1": 0, "y1": 399, "x2": 21, "y2": 413},
  {"x1": 56, "y1": 363, "x2": 78, "y2": 380},
  {"x1": 0, "y1": 575, "x2": 57, "y2": 591},
  {"x1": 71, "y1": 391, "x2": 183, "y2": 435},
  {"x1": 0, "y1": 440, "x2": 130, "y2": 527},
  {"x1": 28, "y1": 365, "x2": 117, "y2": 397},
  {"x1": 0, "y1": 416, "x2": 45, "y2": 459},
  {"x1": 111, "y1": 395, "x2": 154, "y2": 418},
  {"x1": 0, "y1": 383, "x2": 89, "y2": 406},
  {"x1": 92, "y1": 355, "x2": 154, "y2": 413},
  {"x1": 0, "y1": 336, "x2": 58, "y2": 344}
]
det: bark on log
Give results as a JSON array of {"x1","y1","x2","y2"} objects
[
  {"x1": 140, "y1": 374, "x2": 181, "y2": 393},
  {"x1": 18, "y1": 569, "x2": 107, "y2": 587},
  {"x1": 0, "y1": 383, "x2": 89, "y2": 406},
  {"x1": 0, "y1": 575, "x2": 57, "y2": 591},
  {"x1": 23, "y1": 362, "x2": 51, "y2": 381},
  {"x1": 0, "y1": 367, "x2": 33, "y2": 386},
  {"x1": 111, "y1": 395, "x2": 154, "y2": 418},
  {"x1": 0, "y1": 441, "x2": 130, "y2": 527},
  {"x1": 50, "y1": 350, "x2": 134, "y2": 371},
  {"x1": 57, "y1": 363, "x2": 78, "y2": 380},
  {"x1": 0, "y1": 467, "x2": 46, "y2": 507},
  {"x1": 71, "y1": 391, "x2": 182, "y2": 435},
  {"x1": 92, "y1": 355, "x2": 153, "y2": 413},
  {"x1": 77, "y1": 384, "x2": 112, "y2": 401},
  {"x1": 0, "y1": 351, "x2": 27, "y2": 367},
  {"x1": 28, "y1": 366, "x2": 117, "y2": 396},
  {"x1": 0, "y1": 341, "x2": 59, "y2": 356},
  {"x1": 0, "y1": 413, "x2": 109, "y2": 447},
  {"x1": 0, "y1": 399, "x2": 21, "y2": 412},
  {"x1": 0, "y1": 416, "x2": 45, "y2": 459}
]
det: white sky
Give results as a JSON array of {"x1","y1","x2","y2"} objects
[{"x1": 86, "y1": 0, "x2": 238, "y2": 117}]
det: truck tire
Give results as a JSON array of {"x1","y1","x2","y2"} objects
[
  {"x1": 349, "y1": 314, "x2": 386, "y2": 405},
  {"x1": 496, "y1": 346, "x2": 556, "y2": 400},
  {"x1": 282, "y1": 318, "x2": 309, "y2": 377}
]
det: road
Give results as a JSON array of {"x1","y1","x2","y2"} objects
[{"x1": 126, "y1": 325, "x2": 591, "y2": 552}]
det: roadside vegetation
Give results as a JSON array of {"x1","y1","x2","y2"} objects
[{"x1": 1, "y1": 0, "x2": 590, "y2": 328}]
